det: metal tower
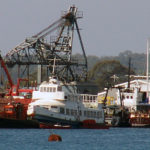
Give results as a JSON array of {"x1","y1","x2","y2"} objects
[{"x1": 4, "y1": 6, "x2": 87, "y2": 83}]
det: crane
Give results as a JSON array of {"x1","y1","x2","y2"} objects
[
  {"x1": 0, "y1": 54, "x2": 13, "y2": 93},
  {"x1": 4, "y1": 6, "x2": 88, "y2": 83},
  {"x1": 0, "y1": 54, "x2": 34, "y2": 97}
]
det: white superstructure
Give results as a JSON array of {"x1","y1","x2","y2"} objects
[
  {"x1": 98, "y1": 79, "x2": 150, "y2": 112},
  {"x1": 27, "y1": 76, "x2": 105, "y2": 127}
]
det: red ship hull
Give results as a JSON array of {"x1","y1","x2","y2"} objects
[
  {"x1": 39, "y1": 120, "x2": 109, "y2": 129},
  {"x1": 130, "y1": 113, "x2": 150, "y2": 127},
  {"x1": 0, "y1": 97, "x2": 39, "y2": 128}
]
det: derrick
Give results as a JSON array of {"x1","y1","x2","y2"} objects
[{"x1": 4, "y1": 6, "x2": 87, "y2": 83}]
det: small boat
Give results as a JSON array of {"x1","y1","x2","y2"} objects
[
  {"x1": 27, "y1": 76, "x2": 108, "y2": 129},
  {"x1": 39, "y1": 122, "x2": 71, "y2": 129},
  {"x1": 0, "y1": 99, "x2": 39, "y2": 128},
  {"x1": 129, "y1": 109, "x2": 150, "y2": 127},
  {"x1": 0, "y1": 54, "x2": 38, "y2": 128}
]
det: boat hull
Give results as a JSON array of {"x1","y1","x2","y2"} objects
[
  {"x1": 0, "y1": 117, "x2": 39, "y2": 128},
  {"x1": 130, "y1": 117, "x2": 150, "y2": 127},
  {"x1": 129, "y1": 112, "x2": 150, "y2": 127},
  {"x1": 34, "y1": 114, "x2": 109, "y2": 129},
  {"x1": 0, "y1": 97, "x2": 37, "y2": 128}
]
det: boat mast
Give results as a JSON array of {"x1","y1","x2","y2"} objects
[
  {"x1": 127, "y1": 57, "x2": 131, "y2": 89},
  {"x1": 52, "y1": 57, "x2": 56, "y2": 76},
  {"x1": 146, "y1": 38, "x2": 150, "y2": 102}
]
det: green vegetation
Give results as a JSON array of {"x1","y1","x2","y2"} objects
[
  {"x1": 87, "y1": 59, "x2": 135, "y2": 91},
  {"x1": 86, "y1": 50, "x2": 146, "y2": 91},
  {"x1": 87, "y1": 50, "x2": 146, "y2": 74}
]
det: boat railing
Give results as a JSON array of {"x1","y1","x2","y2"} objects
[
  {"x1": 66, "y1": 94, "x2": 81, "y2": 102},
  {"x1": 80, "y1": 94, "x2": 99, "y2": 108}
]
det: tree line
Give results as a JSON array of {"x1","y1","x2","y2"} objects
[
  {"x1": 0, "y1": 50, "x2": 146, "y2": 91},
  {"x1": 86, "y1": 50, "x2": 146, "y2": 91}
]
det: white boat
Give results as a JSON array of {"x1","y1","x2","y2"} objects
[{"x1": 27, "y1": 76, "x2": 108, "y2": 129}]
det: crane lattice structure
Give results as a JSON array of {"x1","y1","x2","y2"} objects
[{"x1": 4, "y1": 6, "x2": 87, "y2": 82}]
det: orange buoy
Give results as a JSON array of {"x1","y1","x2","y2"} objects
[{"x1": 48, "y1": 134, "x2": 62, "y2": 142}]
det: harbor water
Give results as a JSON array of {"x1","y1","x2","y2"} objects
[{"x1": 0, "y1": 128, "x2": 150, "y2": 150}]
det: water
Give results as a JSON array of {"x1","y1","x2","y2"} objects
[{"x1": 0, "y1": 128, "x2": 150, "y2": 150}]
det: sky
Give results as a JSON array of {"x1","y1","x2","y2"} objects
[{"x1": 1, "y1": 0, "x2": 150, "y2": 57}]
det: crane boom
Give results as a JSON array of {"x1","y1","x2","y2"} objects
[{"x1": 0, "y1": 54, "x2": 13, "y2": 87}]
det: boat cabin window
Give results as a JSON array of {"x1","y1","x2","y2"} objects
[
  {"x1": 53, "y1": 88, "x2": 56, "y2": 92},
  {"x1": 71, "y1": 109, "x2": 77, "y2": 115},
  {"x1": 47, "y1": 87, "x2": 50, "y2": 92},
  {"x1": 81, "y1": 96, "x2": 84, "y2": 101},
  {"x1": 87, "y1": 111, "x2": 90, "y2": 117},
  {"x1": 79, "y1": 110, "x2": 82, "y2": 116},
  {"x1": 66, "y1": 109, "x2": 70, "y2": 115},
  {"x1": 87, "y1": 96, "x2": 89, "y2": 100},
  {"x1": 40, "y1": 87, "x2": 42, "y2": 92},
  {"x1": 97, "y1": 111, "x2": 102, "y2": 118},
  {"x1": 91, "y1": 111, "x2": 93, "y2": 117},
  {"x1": 58, "y1": 86, "x2": 62, "y2": 91},
  {"x1": 40, "y1": 87, "x2": 56, "y2": 92},
  {"x1": 74, "y1": 110, "x2": 77, "y2": 115},
  {"x1": 49, "y1": 87, "x2": 52, "y2": 92},
  {"x1": 60, "y1": 107, "x2": 65, "y2": 114},
  {"x1": 82, "y1": 95, "x2": 97, "y2": 102},
  {"x1": 71, "y1": 109, "x2": 74, "y2": 115},
  {"x1": 93, "y1": 96, "x2": 97, "y2": 100},
  {"x1": 51, "y1": 106, "x2": 58, "y2": 109},
  {"x1": 40, "y1": 87, "x2": 43, "y2": 92},
  {"x1": 44, "y1": 87, "x2": 46, "y2": 92},
  {"x1": 25, "y1": 93, "x2": 32, "y2": 99},
  {"x1": 5, "y1": 107, "x2": 13, "y2": 111},
  {"x1": 83, "y1": 110, "x2": 102, "y2": 118},
  {"x1": 83, "y1": 95, "x2": 85, "y2": 100}
]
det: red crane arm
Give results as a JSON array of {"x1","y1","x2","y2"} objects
[{"x1": 0, "y1": 54, "x2": 13, "y2": 87}]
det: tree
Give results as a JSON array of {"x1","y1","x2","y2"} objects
[{"x1": 88, "y1": 59, "x2": 135, "y2": 91}]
